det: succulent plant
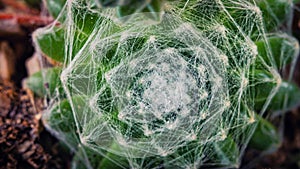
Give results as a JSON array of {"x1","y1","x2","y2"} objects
[{"x1": 26, "y1": 0, "x2": 300, "y2": 168}]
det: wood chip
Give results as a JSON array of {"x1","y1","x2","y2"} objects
[{"x1": 0, "y1": 42, "x2": 15, "y2": 81}]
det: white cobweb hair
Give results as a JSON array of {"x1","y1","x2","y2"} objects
[{"x1": 35, "y1": 0, "x2": 298, "y2": 168}]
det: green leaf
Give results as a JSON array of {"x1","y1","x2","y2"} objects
[
  {"x1": 251, "y1": 69, "x2": 300, "y2": 111},
  {"x1": 142, "y1": 0, "x2": 163, "y2": 21},
  {"x1": 255, "y1": 33, "x2": 299, "y2": 69},
  {"x1": 25, "y1": 67, "x2": 62, "y2": 97},
  {"x1": 249, "y1": 115, "x2": 280, "y2": 151},
  {"x1": 214, "y1": 137, "x2": 239, "y2": 165},
  {"x1": 45, "y1": 96, "x2": 89, "y2": 148},
  {"x1": 72, "y1": 145, "x2": 103, "y2": 169},
  {"x1": 97, "y1": 0, "x2": 127, "y2": 7},
  {"x1": 45, "y1": 99, "x2": 78, "y2": 148},
  {"x1": 34, "y1": 10, "x2": 104, "y2": 63},
  {"x1": 117, "y1": 5, "x2": 137, "y2": 20},
  {"x1": 269, "y1": 81, "x2": 300, "y2": 111},
  {"x1": 98, "y1": 142, "x2": 128, "y2": 169},
  {"x1": 45, "y1": 0, "x2": 67, "y2": 19},
  {"x1": 73, "y1": 3, "x2": 103, "y2": 35},
  {"x1": 47, "y1": 98, "x2": 75, "y2": 133},
  {"x1": 70, "y1": 4, "x2": 105, "y2": 58},
  {"x1": 255, "y1": 0, "x2": 293, "y2": 30},
  {"x1": 34, "y1": 27, "x2": 65, "y2": 62},
  {"x1": 116, "y1": 0, "x2": 164, "y2": 22}
]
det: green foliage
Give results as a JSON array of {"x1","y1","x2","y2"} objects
[
  {"x1": 256, "y1": 0, "x2": 293, "y2": 31},
  {"x1": 249, "y1": 115, "x2": 280, "y2": 151},
  {"x1": 117, "y1": 0, "x2": 164, "y2": 21},
  {"x1": 45, "y1": 97, "x2": 79, "y2": 147},
  {"x1": 255, "y1": 33, "x2": 299, "y2": 69},
  {"x1": 34, "y1": 27, "x2": 65, "y2": 62},
  {"x1": 251, "y1": 69, "x2": 300, "y2": 111},
  {"x1": 45, "y1": 0, "x2": 66, "y2": 19},
  {"x1": 214, "y1": 137, "x2": 239, "y2": 165},
  {"x1": 25, "y1": 67, "x2": 62, "y2": 97}
]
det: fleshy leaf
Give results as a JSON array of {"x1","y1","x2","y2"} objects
[
  {"x1": 255, "y1": 33, "x2": 299, "y2": 69},
  {"x1": 34, "y1": 27, "x2": 65, "y2": 63},
  {"x1": 256, "y1": 0, "x2": 293, "y2": 30},
  {"x1": 251, "y1": 70, "x2": 300, "y2": 111},
  {"x1": 45, "y1": 0, "x2": 67, "y2": 19},
  {"x1": 249, "y1": 115, "x2": 280, "y2": 151},
  {"x1": 25, "y1": 67, "x2": 62, "y2": 97}
]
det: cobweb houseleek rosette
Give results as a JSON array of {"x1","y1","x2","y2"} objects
[{"x1": 56, "y1": 16, "x2": 248, "y2": 168}]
